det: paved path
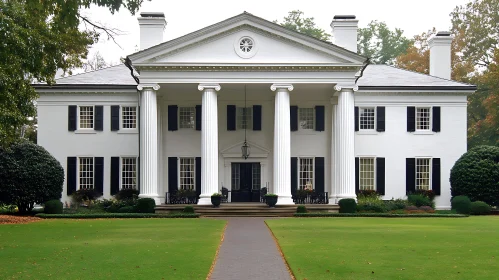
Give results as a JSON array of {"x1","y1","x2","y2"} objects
[{"x1": 210, "y1": 217, "x2": 292, "y2": 280}]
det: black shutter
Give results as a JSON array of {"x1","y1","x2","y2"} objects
[
  {"x1": 432, "y1": 158, "x2": 441, "y2": 195},
  {"x1": 111, "y1": 157, "x2": 120, "y2": 195},
  {"x1": 168, "y1": 105, "x2": 178, "y2": 131},
  {"x1": 67, "y1": 157, "x2": 77, "y2": 195},
  {"x1": 195, "y1": 105, "x2": 202, "y2": 131},
  {"x1": 315, "y1": 106, "x2": 325, "y2": 132},
  {"x1": 376, "y1": 107, "x2": 386, "y2": 132},
  {"x1": 253, "y1": 105, "x2": 262, "y2": 131},
  {"x1": 68, "y1": 106, "x2": 77, "y2": 131},
  {"x1": 95, "y1": 157, "x2": 104, "y2": 195},
  {"x1": 111, "y1": 105, "x2": 120, "y2": 131},
  {"x1": 168, "y1": 157, "x2": 178, "y2": 194},
  {"x1": 376, "y1": 157, "x2": 386, "y2": 195},
  {"x1": 355, "y1": 107, "x2": 359, "y2": 131},
  {"x1": 406, "y1": 158, "x2": 416, "y2": 195},
  {"x1": 432, "y1": 107, "x2": 441, "y2": 132},
  {"x1": 227, "y1": 105, "x2": 236, "y2": 131},
  {"x1": 355, "y1": 157, "x2": 360, "y2": 194},
  {"x1": 314, "y1": 157, "x2": 325, "y2": 193},
  {"x1": 95, "y1": 106, "x2": 103, "y2": 131},
  {"x1": 290, "y1": 106, "x2": 298, "y2": 131},
  {"x1": 291, "y1": 157, "x2": 298, "y2": 195},
  {"x1": 196, "y1": 157, "x2": 201, "y2": 198},
  {"x1": 407, "y1": 107, "x2": 416, "y2": 132}
]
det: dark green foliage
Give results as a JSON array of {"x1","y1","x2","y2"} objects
[
  {"x1": 414, "y1": 189, "x2": 436, "y2": 201},
  {"x1": 408, "y1": 194, "x2": 432, "y2": 207},
  {"x1": 115, "y1": 189, "x2": 139, "y2": 201},
  {"x1": 357, "y1": 190, "x2": 379, "y2": 199},
  {"x1": 452, "y1": 196, "x2": 472, "y2": 214},
  {"x1": 71, "y1": 189, "x2": 102, "y2": 204},
  {"x1": 357, "y1": 200, "x2": 386, "y2": 213},
  {"x1": 135, "y1": 198, "x2": 156, "y2": 213},
  {"x1": 450, "y1": 146, "x2": 499, "y2": 206},
  {"x1": 36, "y1": 213, "x2": 200, "y2": 219},
  {"x1": 275, "y1": 10, "x2": 331, "y2": 41},
  {"x1": 385, "y1": 199, "x2": 409, "y2": 211},
  {"x1": 338, "y1": 198, "x2": 357, "y2": 213},
  {"x1": 117, "y1": 206, "x2": 135, "y2": 213},
  {"x1": 0, "y1": 141, "x2": 64, "y2": 213},
  {"x1": 470, "y1": 201, "x2": 491, "y2": 215},
  {"x1": 44, "y1": 199, "x2": 63, "y2": 214},
  {"x1": 296, "y1": 205, "x2": 307, "y2": 213},
  {"x1": 183, "y1": 206, "x2": 195, "y2": 213},
  {"x1": 294, "y1": 213, "x2": 467, "y2": 218}
]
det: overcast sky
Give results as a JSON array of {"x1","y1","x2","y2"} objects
[{"x1": 82, "y1": 0, "x2": 470, "y2": 65}]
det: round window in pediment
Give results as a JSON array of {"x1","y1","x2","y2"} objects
[
  {"x1": 239, "y1": 37, "x2": 254, "y2": 53},
  {"x1": 234, "y1": 36, "x2": 258, "y2": 58}
]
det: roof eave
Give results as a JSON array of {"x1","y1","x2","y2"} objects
[{"x1": 358, "y1": 86, "x2": 477, "y2": 91}]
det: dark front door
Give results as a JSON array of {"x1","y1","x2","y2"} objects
[{"x1": 231, "y1": 163, "x2": 261, "y2": 202}]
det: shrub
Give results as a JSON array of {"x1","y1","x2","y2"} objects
[
  {"x1": 414, "y1": 189, "x2": 436, "y2": 201},
  {"x1": 418, "y1": 206, "x2": 435, "y2": 213},
  {"x1": 115, "y1": 189, "x2": 139, "y2": 201},
  {"x1": 183, "y1": 206, "x2": 195, "y2": 213},
  {"x1": 450, "y1": 145, "x2": 499, "y2": 206},
  {"x1": 470, "y1": 201, "x2": 491, "y2": 215},
  {"x1": 357, "y1": 190, "x2": 379, "y2": 199},
  {"x1": 338, "y1": 198, "x2": 357, "y2": 213},
  {"x1": 451, "y1": 195, "x2": 471, "y2": 214},
  {"x1": 117, "y1": 206, "x2": 135, "y2": 213},
  {"x1": 44, "y1": 200, "x2": 63, "y2": 214},
  {"x1": 135, "y1": 198, "x2": 156, "y2": 213},
  {"x1": 71, "y1": 189, "x2": 102, "y2": 205},
  {"x1": 385, "y1": 199, "x2": 409, "y2": 211},
  {"x1": 296, "y1": 205, "x2": 307, "y2": 213},
  {"x1": 405, "y1": 205, "x2": 419, "y2": 211},
  {"x1": 357, "y1": 200, "x2": 386, "y2": 213},
  {"x1": 408, "y1": 194, "x2": 432, "y2": 207},
  {"x1": 0, "y1": 141, "x2": 64, "y2": 213}
]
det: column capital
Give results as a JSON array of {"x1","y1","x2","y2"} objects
[
  {"x1": 334, "y1": 83, "x2": 358, "y2": 93},
  {"x1": 137, "y1": 83, "x2": 160, "y2": 91},
  {"x1": 198, "y1": 83, "x2": 221, "y2": 91},
  {"x1": 270, "y1": 83, "x2": 294, "y2": 92}
]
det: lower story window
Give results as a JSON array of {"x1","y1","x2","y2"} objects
[
  {"x1": 122, "y1": 157, "x2": 137, "y2": 189},
  {"x1": 359, "y1": 158, "x2": 375, "y2": 190},
  {"x1": 179, "y1": 158, "x2": 195, "y2": 190},
  {"x1": 416, "y1": 158, "x2": 431, "y2": 190},
  {"x1": 299, "y1": 158, "x2": 314, "y2": 190},
  {"x1": 79, "y1": 157, "x2": 94, "y2": 189}
]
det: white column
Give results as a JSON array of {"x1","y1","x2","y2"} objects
[
  {"x1": 271, "y1": 84, "x2": 294, "y2": 205},
  {"x1": 157, "y1": 99, "x2": 164, "y2": 199},
  {"x1": 138, "y1": 84, "x2": 161, "y2": 204},
  {"x1": 198, "y1": 84, "x2": 221, "y2": 205},
  {"x1": 335, "y1": 84, "x2": 357, "y2": 201},
  {"x1": 329, "y1": 100, "x2": 338, "y2": 204}
]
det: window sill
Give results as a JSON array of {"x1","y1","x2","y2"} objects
[
  {"x1": 74, "y1": 130, "x2": 97, "y2": 134},
  {"x1": 117, "y1": 130, "x2": 138, "y2": 134},
  {"x1": 356, "y1": 131, "x2": 378, "y2": 135},
  {"x1": 413, "y1": 131, "x2": 435, "y2": 135}
]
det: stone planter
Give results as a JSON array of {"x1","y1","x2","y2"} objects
[
  {"x1": 211, "y1": 196, "x2": 222, "y2": 207},
  {"x1": 265, "y1": 195, "x2": 278, "y2": 207}
]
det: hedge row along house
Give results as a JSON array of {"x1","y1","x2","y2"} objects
[{"x1": 34, "y1": 12, "x2": 476, "y2": 209}]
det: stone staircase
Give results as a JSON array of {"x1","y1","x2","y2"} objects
[{"x1": 155, "y1": 203, "x2": 339, "y2": 217}]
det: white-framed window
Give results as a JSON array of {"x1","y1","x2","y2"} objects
[
  {"x1": 122, "y1": 106, "x2": 137, "y2": 129},
  {"x1": 78, "y1": 106, "x2": 94, "y2": 129},
  {"x1": 79, "y1": 157, "x2": 94, "y2": 190},
  {"x1": 252, "y1": 164, "x2": 261, "y2": 190},
  {"x1": 121, "y1": 157, "x2": 137, "y2": 189},
  {"x1": 359, "y1": 157, "x2": 376, "y2": 190},
  {"x1": 299, "y1": 108, "x2": 314, "y2": 130},
  {"x1": 179, "y1": 157, "x2": 195, "y2": 190},
  {"x1": 359, "y1": 107, "x2": 375, "y2": 130},
  {"x1": 416, "y1": 107, "x2": 431, "y2": 131},
  {"x1": 236, "y1": 107, "x2": 252, "y2": 130},
  {"x1": 299, "y1": 158, "x2": 314, "y2": 189},
  {"x1": 231, "y1": 163, "x2": 240, "y2": 190},
  {"x1": 416, "y1": 158, "x2": 431, "y2": 190},
  {"x1": 179, "y1": 107, "x2": 195, "y2": 129}
]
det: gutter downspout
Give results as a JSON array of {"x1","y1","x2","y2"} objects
[
  {"x1": 125, "y1": 57, "x2": 141, "y2": 192},
  {"x1": 355, "y1": 58, "x2": 370, "y2": 83}
]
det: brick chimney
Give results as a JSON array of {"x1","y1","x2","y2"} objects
[{"x1": 138, "y1": 12, "x2": 167, "y2": 50}]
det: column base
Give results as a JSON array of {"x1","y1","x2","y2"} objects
[
  {"x1": 328, "y1": 195, "x2": 338, "y2": 205},
  {"x1": 276, "y1": 196, "x2": 295, "y2": 205},
  {"x1": 197, "y1": 196, "x2": 213, "y2": 205},
  {"x1": 138, "y1": 194, "x2": 163, "y2": 205}
]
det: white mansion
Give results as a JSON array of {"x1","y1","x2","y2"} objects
[{"x1": 34, "y1": 12, "x2": 475, "y2": 209}]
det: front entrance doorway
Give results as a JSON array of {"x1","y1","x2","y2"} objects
[{"x1": 231, "y1": 163, "x2": 261, "y2": 202}]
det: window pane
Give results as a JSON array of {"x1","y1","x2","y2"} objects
[
  {"x1": 179, "y1": 158, "x2": 195, "y2": 190},
  {"x1": 231, "y1": 163, "x2": 240, "y2": 190},
  {"x1": 79, "y1": 106, "x2": 94, "y2": 129},
  {"x1": 359, "y1": 108, "x2": 375, "y2": 130},
  {"x1": 121, "y1": 157, "x2": 137, "y2": 189},
  {"x1": 416, "y1": 158, "x2": 431, "y2": 190},
  {"x1": 179, "y1": 107, "x2": 195, "y2": 129},
  {"x1": 79, "y1": 157, "x2": 94, "y2": 189},
  {"x1": 298, "y1": 108, "x2": 314, "y2": 130},
  {"x1": 416, "y1": 108, "x2": 431, "y2": 131},
  {"x1": 122, "y1": 107, "x2": 137, "y2": 129},
  {"x1": 252, "y1": 164, "x2": 261, "y2": 190},
  {"x1": 236, "y1": 107, "x2": 253, "y2": 129},
  {"x1": 299, "y1": 158, "x2": 314, "y2": 189},
  {"x1": 359, "y1": 158, "x2": 375, "y2": 190}
]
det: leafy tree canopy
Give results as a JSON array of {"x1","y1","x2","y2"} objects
[{"x1": 275, "y1": 10, "x2": 330, "y2": 42}]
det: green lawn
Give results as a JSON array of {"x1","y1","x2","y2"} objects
[
  {"x1": 267, "y1": 217, "x2": 499, "y2": 280},
  {"x1": 0, "y1": 219, "x2": 225, "y2": 279}
]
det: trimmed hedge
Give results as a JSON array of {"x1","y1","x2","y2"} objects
[
  {"x1": 296, "y1": 205, "x2": 307, "y2": 213},
  {"x1": 294, "y1": 213, "x2": 468, "y2": 218},
  {"x1": 44, "y1": 200, "x2": 63, "y2": 214},
  {"x1": 135, "y1": 198, "x2": 156, "y2": 213},
  {"x1": 183, "y1": 206, "x2": 195, "y2": 213},
  {"x1": 338, "y1": 198, "x2": 357, "y2": 213},
  {"x1": 35, "y1": 213, "x2": 199, "y2": 219},
  {"x1": 452, "y1": 195, "x2": 471, "y2": 214},
  {"x1": 470, "y1": 201, "x2": 491, "y2": 215},
  {"x1": 117, "y1": 206, "x2": 135, "y2": 213}
]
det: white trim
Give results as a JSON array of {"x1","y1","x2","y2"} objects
[
  {"x1": 121, "y1": 105, "x2": 138, "y2": 131},
  {"x1": 415, "y1": 157, "x2": 432, "y2": 191},
  {"x1": 120, "y1": 156, "x2": 139, "y2": 190},
  {"x1": 297, "y1": 156, "x2": 315, "y2": 190},
  {"x1": 358, "y1": 106, "x2": 376, "y2": 132},
  {"x1": 77, "y1": 105, "x2": 95, "y2": 130}
]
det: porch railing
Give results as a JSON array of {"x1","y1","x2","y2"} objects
[
  {"x1": 165, "y1": 192, "x2": 198, "y2": 204},
  {"x1": 292, "y1": 192, "x2": 329, "y2": 204}
]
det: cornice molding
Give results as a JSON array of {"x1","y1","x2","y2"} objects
[
  {"x1": 198, "y1": 83, "x2": 221, "y2": 91},
  {"x1": 134, "y1": 65, "x2": 360, "y2": 72},
  {"x1": 137, "y1": 83, "x2": 160, "y2": 91},
  {"x1": 270, "y1": 84, "x2": 294, "y2": 91},
  {"x1": 355, "y1": 91, "x2": 470, "y2": 96}
]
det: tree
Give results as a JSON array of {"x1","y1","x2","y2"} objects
[
  {"x1": 0, "y1": 141, "x2": 64, "y2": 213},
  {"x1": 83, "y1": 51, "x2": 110, "y2": 72},
  {"x1": 275, "y1": 10, "x2": 330, "y2": 41},
  {"x1": 357, "y1": 21, "x2": 412, "y2": 65},
  {"x1": 0, "y1": 0, "x2": 146, "y2": 147}
]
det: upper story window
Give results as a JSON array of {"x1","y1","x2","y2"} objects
[
  {"x1": 299, "y1": 158, "x2": 314, "y2": 190},
  {"x1": 359, "y1": 107, "x2": 375, "y2": 130},
  {"x1": 121, "y1": 157, "x2": 137, "y2": 189},
  {"x1": 79, "y1": 157, "x2": 94, "y2": 189},
  {"x1": 359, "y1": 157, "x2": 375, "y2": 190},
  {"x1": 179, "y1": 107, "x2": 195, "y2": 129},
  {"x1": 179, "y1": 157, "x2": 195, "y2": 190},
  {"x1": 237, "y1": 107, "x2": 253, "y2": 130},
  {"x1": 122, "y1": 106, "x2": 137, "y2": 129},
  {"x1": 299, "y1": 108, "x2": 314, "y2": 130},
  {"x1": 79, "y1": 106, "x2": 94, "y2": 129},
  {"x1": 416, "y1": 107, "x2": 431, "y2": 131},
  {"x1": 416, "y1": 158, "x2": 431, "y2": 190}
]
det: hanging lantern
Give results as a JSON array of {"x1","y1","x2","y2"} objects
[{"x1": 241, "y1": 140, "x2": 251, "y2": 159}]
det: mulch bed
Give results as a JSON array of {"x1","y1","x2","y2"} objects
[{"x1": 0, "y1": 215, "x2": 42, "y2": 224}]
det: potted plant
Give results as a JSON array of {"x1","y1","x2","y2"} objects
[
  {"x1": 211, "y1": 193, "x2": 222, "y2": 207},
  {"x1": 264, "y1": 193, "x2": 278, "y2": 207}
]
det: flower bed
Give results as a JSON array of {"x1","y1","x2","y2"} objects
[{"x1": 35, "y1": 213, "x2": 199, "y2": 219}]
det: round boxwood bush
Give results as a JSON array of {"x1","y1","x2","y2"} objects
[
  {"x1": 470, "y1": 201, "x2": 491, "y2": 215},
  {"x1": 44, "y1": 199, "x2": 63, "y2": 214},
  {"x1": 451, "y1": 195, "x2": 471, "y2": 214},
  {"x1": 183, "y1": 206, "x2": 195, "y2": 213},
  {"x1": 117, "y1": 206, "x2": 135, "y2": 213},
  {"x1": 0, "y1": 141, "x2": 64, "y2": 213},
  {"x1": 296, "y1": 205, "x2": 307, "y2": 213},
  {"x1": 338, "y1": 198, "x2": 357, "y2": 213},
  {"x1": 135, "y1": 198, "x2": 156, "y2": 213},
  {"x1": 450, "y1": 145, "x2": 499, "y2": 206}
]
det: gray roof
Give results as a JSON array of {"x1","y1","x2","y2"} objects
[{"x1": 54, "y1": 64, "x2": 136, "y2": 85}]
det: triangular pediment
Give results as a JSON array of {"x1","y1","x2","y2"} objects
[
  {"x1": 129, "y1": 13, "x2": 366, "y2": 66},
  {"x1": 221, "y1": 141, "x2": 269, "y2": 158}
]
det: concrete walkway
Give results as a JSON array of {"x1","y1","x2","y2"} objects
[{"x1": 210, "y1": 217, "x2": 292, "y2": 280}]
